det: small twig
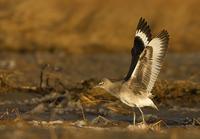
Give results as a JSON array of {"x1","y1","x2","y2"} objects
[
  {"x1": 193, "y1": 118, "x2": 200, "y2": 125},
  {"x1": 46, "y1": 77, "x2": 50, "y2": 88},
  {"x1": 57, "y1": 80, "x2": 66, "y2": 91},
  {"x1": 0, "y1": 109, "x2": 9, "y2": 119},
  {"x1": 92, "y1": 115, "x2": 111, "y2": 125},
  {"x1": 151, "y1": 119, "x2": 169, "y2": 129},
  {"x1": 39, "y1": 64, "x2": 49, "y2": 89}
]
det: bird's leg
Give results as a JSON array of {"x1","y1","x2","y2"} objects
[
  {"x1": 79, "y1": 102, "x2": 86, "y2": 121},
  {"x1": 132, "y1": 108, "x2": 136, "y2": 125},
  {"x1": 138, "y1": 107, "x2": 146, "y2": 124}
]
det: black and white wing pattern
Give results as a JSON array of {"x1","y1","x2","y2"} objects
[
  {"x1": 124, "y1": 17, "x2": 152, "y2": 81},
  {"x1": 130, "y1": 30, "x2": 169, "y2": 94}
]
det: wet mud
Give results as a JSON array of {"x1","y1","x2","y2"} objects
[{"x1": 0, "y1": 51, "x2": 199, "y2": 138}]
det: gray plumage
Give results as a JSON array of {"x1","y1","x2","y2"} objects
[{"x1": 96, "y1": 18, "x2": 169, "y2": 124}]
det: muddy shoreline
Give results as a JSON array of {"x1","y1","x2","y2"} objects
[{"x1": 0, "y1": 51, "x2": 199, "y2": 128}]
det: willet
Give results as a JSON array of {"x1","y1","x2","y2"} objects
[{"x1": 95, "y1": 17, "x2": 169, "y2": 124}]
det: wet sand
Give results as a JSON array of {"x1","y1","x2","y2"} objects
[{"x1": 0, "y1": 120, "x2": 200, "y2": 139}]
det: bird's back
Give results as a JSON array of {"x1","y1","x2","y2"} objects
[{"x1": 118, "y1": 85, "x2": 156, "y2": 108}]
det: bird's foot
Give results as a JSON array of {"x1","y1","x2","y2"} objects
[
  {"x1": 127, "y1": 122, "x2": 149, "y2": 130},
  {"x1": 138, "y1": 120, "x2": 147, "y2": 125}
]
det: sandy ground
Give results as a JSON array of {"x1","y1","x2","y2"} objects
[{"x1": 0, "y1": 121, "x2": 200, "y2": 139}]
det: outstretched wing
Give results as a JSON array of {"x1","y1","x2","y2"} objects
[
  {"x1": 130, "y1": 30, "x2": 169, "y2": 94},
  {"x1": 124, "y1": 17, "x2": 152, "y2": 81}
]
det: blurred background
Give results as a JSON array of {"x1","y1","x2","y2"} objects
[
  {"x1": 0, "y1": 1, "x2": 200, "y2": 138},
  {"x1": 0, "y1": 0, "x2": 199, "y2": 53}
]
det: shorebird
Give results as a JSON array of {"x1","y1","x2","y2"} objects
[{"x1": 95, "y1": 17, "x2": 169, "y2": 124}]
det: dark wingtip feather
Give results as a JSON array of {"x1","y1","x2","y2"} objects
[
  {"x1": 157, "y1": 30, "x2": 170, "y2": 47},
  {"x1": 136, "y1": 17, "x2": 152, "y2": 42}
]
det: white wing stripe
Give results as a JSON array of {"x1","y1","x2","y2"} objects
[
  {"x1": 135, "y1": 30, "x2": 149, "y2": 46},
  {"x1": 146, "y1": 38, "x2": 165, "y2": 93},
  {"x1": 129, "y1": 28, "x2": 169, "y2": 94}
]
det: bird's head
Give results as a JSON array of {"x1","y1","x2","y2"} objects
[{"x1": 94, "y1": 78, "x2": 112, "y2": 91}]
